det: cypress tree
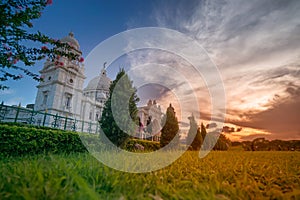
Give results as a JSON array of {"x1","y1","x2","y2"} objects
[
  {"x1": 160, "y1": 104, "x2": 179, "y2": 149},
  {"x1": 200, "y1": 123, "x2": 207, "y2": 140},
  {"x1": 99, "y1": 69, "x2": 139, "y2": 148},
  {"x1": 187, "y1": 114, "x2": 203, "y2": 150},
  {"x1": 200, "y1": 123, "x2": 218, "y2": 150}
]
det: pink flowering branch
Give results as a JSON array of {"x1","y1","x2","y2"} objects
[
  {"x1": 46, "y1": 0, "x2": 53, "y2": 5},
  {"x1": 79, "y1": 57, "x2": 84, "y2": 63},
  {"x1": 0, "y1": 0, "x2": 80, "y2": 90}
]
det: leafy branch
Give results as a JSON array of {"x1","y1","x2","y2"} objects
[{"x1": 0, "y1": 0, "x2": 81, "y2": 90}]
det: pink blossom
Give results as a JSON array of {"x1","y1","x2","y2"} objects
[
  {"x1": 46, "y1": 0, "x2": 53, "y2": 5},
  {"x1": 79, "y1": 57, "x2": 84, "y2": 63},
  {"x1": 13, "y1": 59, "x2": 19, "y2": 64},
  {"x1": 41, "y1": 46, "x2": 48, "y2": 51},
  {"x1": 7, "y1": 52, "x2": 12, "y2": 60}
]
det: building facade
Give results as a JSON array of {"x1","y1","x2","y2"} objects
[
  {"x1": 137, "y1": 100, "x2": 163, "y2": 140},
  {"x1": 32, "y1": 33, "x2": 163, "y2": 139},
  {"x1": 34, "y1": 33, "x2": 110, "y2": 126}
]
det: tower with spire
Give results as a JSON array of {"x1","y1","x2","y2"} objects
[{"x1": 34, "y1": 32, "x2": 86, "y2": 119}]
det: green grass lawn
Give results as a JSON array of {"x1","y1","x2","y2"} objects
[{"x1": 1, "y1": 151, "x2": 300, "y2": 200}]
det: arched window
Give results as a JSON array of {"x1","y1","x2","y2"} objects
[
  {"x1": 42, "y1": 91, "x2": 48, "y2": 105},
  {"x1": 65, "y1": 93, "x2": 72, "y2": 109},
  {"x1": 89, "y1": 111, "x2": 93, "y2": 120}
]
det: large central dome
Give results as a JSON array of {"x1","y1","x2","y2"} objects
[
  {"x1": 85, "y1": 72, "x2": 110, "y2": 91},
  {"x1": 83, "y1": 68, "x2": 111, "y2": 102}
]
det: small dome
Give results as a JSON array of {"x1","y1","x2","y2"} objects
[
  {"x1": 60, "y1": 32, "x2": 80, "y2": 50},
  {"x1": 84, "y1": 68, "x2": 111, "y2": 92}
]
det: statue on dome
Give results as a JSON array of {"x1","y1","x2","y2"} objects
[{"x1": 101, "y1": 62, "x2": 107, "y2": 76}]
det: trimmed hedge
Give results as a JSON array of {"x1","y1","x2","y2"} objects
[
  {"x1": 125, "y1": 139, "x2": 160, "y2": 152},
  {"x1": 0, "y1": 122, "x2": 63, "y2": 131},
  {"x1": 0, "y1": 124, "x2": 88, "y2": 157},
  {"x1": 0, "y1": 123, "x2": 161, "y2": 157}
]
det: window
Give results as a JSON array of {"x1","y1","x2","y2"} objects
[
  {"x1": 65, "y1": 93, "x2": 72, "y2": 109},
  {"x1": 43, "y1": 91, "x2": 48, "y2": 105},
  {"x1": 89, "y1": 111, "x2": 92, "y2": 120},
  {"x1": 95, "y1": 113, "x2": 99, "y2": 120}
]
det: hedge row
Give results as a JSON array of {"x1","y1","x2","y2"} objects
[
  {"x1": 0, "y1": 124, "x2": 88, "y2": 157},
  {"x1": 0, "y1": 122, "x2": 63, "y2": 131},
  {"x1": 0, "y1": 123, "x2": 161, "y2": 157}
]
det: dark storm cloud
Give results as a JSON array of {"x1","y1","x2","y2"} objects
[
  {"x1": 249, "y1": 65, "x2": 300, "y2": 86},
  {"x1": 228, "y1": 86, "x2": 300, "y2": 139},
  {"x1": 222, "y1": 126, "x2": 235, "y2": 133},
  {"x1": 236, "y1": 127, "x2": 242, "y2": 132},
  {"x1": 239, "y1": 134, "x2": 272, "y2": 141},
  {"x1": 198, "y1": 112, "x2": 227, "y2": 124},
  {"x1": 206, "y1": 122, "x2": 217, "y2": 129},
  {"x1": 218, "y1": 125, "x2": 242, "y2": 133}
]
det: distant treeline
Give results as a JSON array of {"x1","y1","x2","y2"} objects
[{"x1": 232, "y1": 137, "x2": 300, "y2": 151}]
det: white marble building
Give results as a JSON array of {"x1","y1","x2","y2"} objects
[
  {"x1": 34, "y1": 32, "x2": 111, "y2": 127},
  {"x1": 137, "y1": 99, "x2": 163, "y2": 140},
  {"x1": 32, "y1": 33, "x2": 163, "y2": 139}
]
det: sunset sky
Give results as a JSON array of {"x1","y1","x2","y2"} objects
[{"x1": 1, "y1": 0, "x2": 299, "y2": 141}]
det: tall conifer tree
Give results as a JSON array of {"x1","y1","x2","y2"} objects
[
  {"x1": 160, "y1": 104, "x2": 179, "y2": 148},
  {"x1": 100, "y1": 69, "x2": 139, "y2": 148},
  {"x1": 187, "y1": 114, "x2": 203, "y2": 150}
]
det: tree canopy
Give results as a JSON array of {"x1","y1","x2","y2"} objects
[
  {"x1": 160, "y1": 104, "x2": 180, "y2": 149},
  {"x1": 99, "y1": 69, "x2": 139, "y2": 148},
  {"x1": 0, "y1": 0, "x2": 81, "y2": 90},
  {"x1": 186, "y1": 114, "x2": 203, "y2": 150}
]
